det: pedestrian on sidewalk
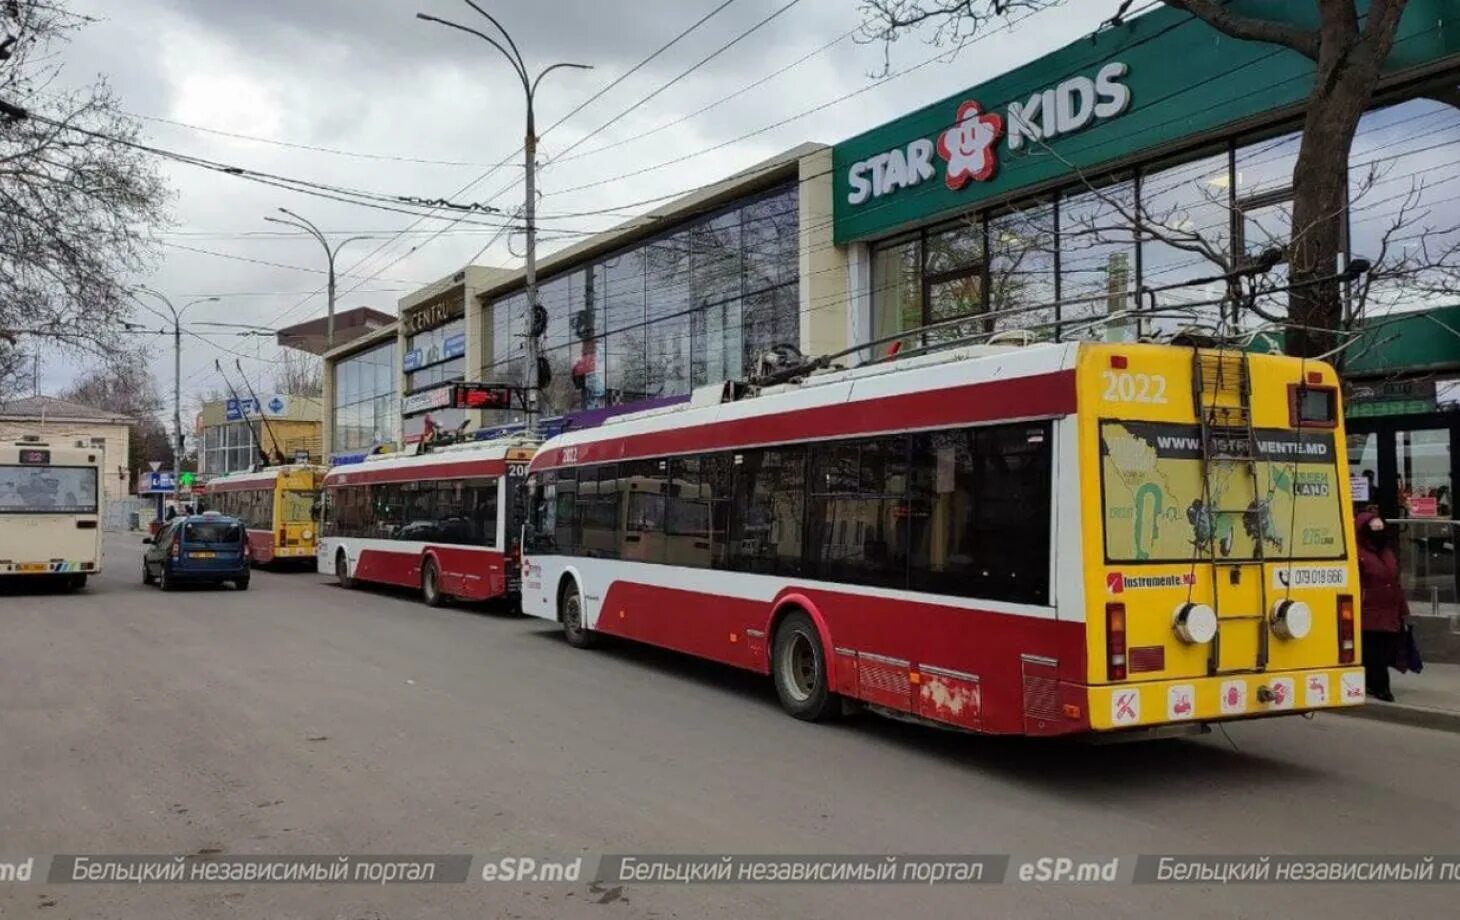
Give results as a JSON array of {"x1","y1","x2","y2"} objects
[{"x1": 1355, "y1": 509, "x2": 1408, "y2": 702}]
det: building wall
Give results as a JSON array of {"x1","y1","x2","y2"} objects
[
  {"x1": 0, "y1": 420, "x2": 132, "y2": 503},
  {"x1": 197, "y1": 397, "x2": 324, "y2": 476},
  {"x1": 319, "y1": 146, "x2": 847, "y2": 460},
  {"x1": 799, "y1": 147, "x2": 849, "y2": 362},
  {"x1": 200, "y1": 418, "x2": 323, "y2": 476},
  {"x1": 324, "y1": 331, "x2": 399, "y2": 460}
]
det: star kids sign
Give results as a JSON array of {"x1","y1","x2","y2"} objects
[
  {"x1": 831, "y1": 0, "x2": 1460, "y2": 245},
  {"x1": 845, "y1": 62, "x2": 1131, "y2": 205}
]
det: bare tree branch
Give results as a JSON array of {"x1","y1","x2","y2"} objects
[
  {"x1": 1161, "y1": 0, "x2": 1319, "y2": 57},
  {"x1": 0, "y1": 1, "x2": 171, "y2": 371}
]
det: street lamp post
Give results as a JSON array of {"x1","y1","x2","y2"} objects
[
  {"x1": 264, "y1": 210, "x2": 372, "y2": 353},
  {"x1": 416, "y1": 2, "x2": 591, "y2": 436},
  {"x1": 132, "y1": 289, "x2": 219, "y2": 504}
]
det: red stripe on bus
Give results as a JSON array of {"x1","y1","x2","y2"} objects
[
  {"x1": 353, "y1": 545, "x2": 512, "y2": 600},
  {"x1": 531, "y1": 370, "x2": 1076, "y2": 470}
]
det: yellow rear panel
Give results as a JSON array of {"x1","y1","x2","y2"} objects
[{"x1": 1075, "y1": 343, "x2": 1362, "y2": 729}]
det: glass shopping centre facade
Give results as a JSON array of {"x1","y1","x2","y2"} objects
[{"x1": 324, "y1": 0, "x2": 1460, "y2": 463}]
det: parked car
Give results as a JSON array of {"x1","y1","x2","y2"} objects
[{"x1": 142, "y1": 512, "x2": 251, "y2": 591}]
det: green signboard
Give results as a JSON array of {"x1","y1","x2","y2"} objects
[{"x1": 832, "y1": 0, "x2": 1460, "y2": 244}]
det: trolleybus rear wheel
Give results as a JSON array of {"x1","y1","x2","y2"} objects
[
  {"x1": 422, "y1": 558, "x2": 448, "y2": 608},
  {"x1": 772, "y1": 611, "x2": 837, "y2": 721}
]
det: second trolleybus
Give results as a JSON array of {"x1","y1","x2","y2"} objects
[
  {"x1": 521, "y1": 339, "x2": 1365, "y2": 737},
  {"x1": 318, "y1": 436, "x2": 537, "y2": 606}
]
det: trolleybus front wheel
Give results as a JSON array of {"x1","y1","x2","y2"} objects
[
  {"x1": 335, "y1": 550, "x2": 354, "y2": 589},
  {"x1": 560, "y1": 582, "x2": 598, "y2": 649}
]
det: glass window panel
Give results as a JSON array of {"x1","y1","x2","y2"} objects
[
  {"x1": 647, "y1": 232, "x2": 692, "y2": 398},
  {"x1": 1058, "y1": 180, "x2": 1137, "y2": 339},
  {"x1": 693, "y1": 211, "x2": 742, "y2": 308},
  {"x1": 1140, "y1": 151, "x2": 1233, "y2": 333},
  {"x1": 871, "y1": 236, "x2": 922, "y2": 356},
  {"x1": 730, "y1": 445, "x2": 806, "y2": 575},
  {"x1": 1235, "y1": 131, "x2": 1299, "y2": 199},
  {"x1": 742, "y1": 285, "x2": 799, "y2": 376},
  {"x1": 1350, "y1": 99, "x2": 1460, "y2": 316},
  {"x1": 603, "y1": 251, "x2": 647, "y2": 403},
  {"x1": 742, "y1": 188, "x2": 799, "y2": 294},
  {"x1": 908, "y1": 423, "x2": 1052, "y2": 605},
  {"x1": 926, "y1": 271, "x2": 985, "y2": 345},
  {"x1": 926, "y1": 219, "x2": 984, "y2": 276},
  {"x1": 538, "y1": 273, "x2": 577, "y2": 417},
  {"x1": 988, "y1": 202, "x2": 1057, "y2": 332},
  {"x1": 693, "y1": 296, "x2": 742, "y2": 387}
]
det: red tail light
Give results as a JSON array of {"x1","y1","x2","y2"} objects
[
  {"x1": 279, "y1": 527, "x2": 287, "y2": 546},
  {"x1": 1338, "y1": 594, "x2": 1355, "y2": 664},
  {"x1": 1107, "y1": 602, "x2": 1128, "y2": 681},
  {"x1": 170, "y1": 532, "x2": 180, "y2": 558}
]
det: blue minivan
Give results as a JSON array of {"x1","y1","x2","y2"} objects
[{"x1": 143, "y1": 513, "x2": 251, "y2": 591}]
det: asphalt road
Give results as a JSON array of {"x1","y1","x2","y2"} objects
[{"x1": 1, "y1": 533, "x2": 1458, "y2": 919}]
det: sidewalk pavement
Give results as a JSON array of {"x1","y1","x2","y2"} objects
[{"x1": 1329, "y1": 661, "x2": 1460, "y2": 733}]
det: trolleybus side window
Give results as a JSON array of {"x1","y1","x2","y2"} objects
[
  {"x1": 807, "y1": 437, "x2": 910, "y2": 589},
  {"x1": 907, "y1": 423, "x2": 1052, "y2": 605},
  {"x1": 328, "y1": 478, "x2": 502, "y2": 545},
  {"x1": 530, "y1": 420, "x2": 1052, "y2": 604},
  {"x1": 729, "y1": 445, "x2": 807, "y2": 576}
]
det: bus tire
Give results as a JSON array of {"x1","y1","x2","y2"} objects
[
  {"x1": 335, "y1": 550, "x2": 354, "y2": 589},
  {"x1": 422, "y1": 558, "x2": 448, "y2": 608},
  {"x1": 66, "y1": 574, "x2": 87, "y2": 592},
  {"x1": 772, "y1": 611, "x2": 837, "y2": 722},
  {"x1": 560, "y1": 581, "x2": 598, "y2": 649}
]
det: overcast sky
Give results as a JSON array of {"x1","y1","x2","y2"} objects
[{"x1": 44, "y1": 0, "x2": 1117, "y2": 414}]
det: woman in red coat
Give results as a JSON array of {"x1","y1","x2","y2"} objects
[{"x1": 1355, "y1": 509, "x2": 1409, "y2": 701}]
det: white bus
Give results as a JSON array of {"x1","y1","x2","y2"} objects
[{"x1": 0, "y1": 435, "x2": 104, "y2": 590}]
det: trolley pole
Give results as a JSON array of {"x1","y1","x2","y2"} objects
[{"x1": 416, "y1": 5, "x2": 590, "y2": 436}]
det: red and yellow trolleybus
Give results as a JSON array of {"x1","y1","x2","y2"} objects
[{"x1": 521, "y1": 340, "x2": 1363, "y2": 737}]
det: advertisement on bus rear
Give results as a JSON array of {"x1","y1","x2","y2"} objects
[{"x1": 1098, "y1": 421, "x2": 1345, "y2": 564}]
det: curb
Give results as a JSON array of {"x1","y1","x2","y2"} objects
[{"x1": 1327, "y1": 701, "x2": 1460, "y2": 734}]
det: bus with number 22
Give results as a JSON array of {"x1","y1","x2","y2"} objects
[
  {"x1": 0, "y1": 435, "x2": 103, "y2": 590},
  {"x1": 521, "y1": 340, "x2": 1364, "y2": 738}
]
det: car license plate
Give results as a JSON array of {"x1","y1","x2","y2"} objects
[
  {"x1": 190, "y1": 551, "x2": 216, "y2": 559},
  {"x1": 18, "y1": 563, "x2": 48, "y2": 573}
]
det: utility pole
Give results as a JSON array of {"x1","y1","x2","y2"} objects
[
  {"x1": 416, "y1": 3, "x2": 590, "y2": 435},
  {"x1": 133, "y1": 289, "x2": 219, "y2": 503},
  {"x1": 264, "y1": 210, "x2": 372, "y2": 353}
]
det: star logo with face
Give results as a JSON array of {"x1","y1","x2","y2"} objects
[{"x1": 937, "y1": 100, "x2": 1004, "y2": 190}]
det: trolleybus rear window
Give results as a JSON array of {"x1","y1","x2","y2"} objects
[
  {"x1": 1099, "y1": 420, "x2": 1346, "y2": 564},
  {"x1": 0, "y1": 465, "x2": 98, "y2": 514}
]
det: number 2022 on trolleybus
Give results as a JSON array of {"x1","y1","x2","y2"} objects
[
  {"x1": 201, "y1": 464, "x2": 325, "y2": 566},
  {"x1": 318, "y1": 437, "x2": 537, "y2": 607},
  {"x1": 0, "y1": 435, "x2": 104, "y2": 591},
  {"x1": 521, "y1": 340, "x2": 1365, "y2": 738}
]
